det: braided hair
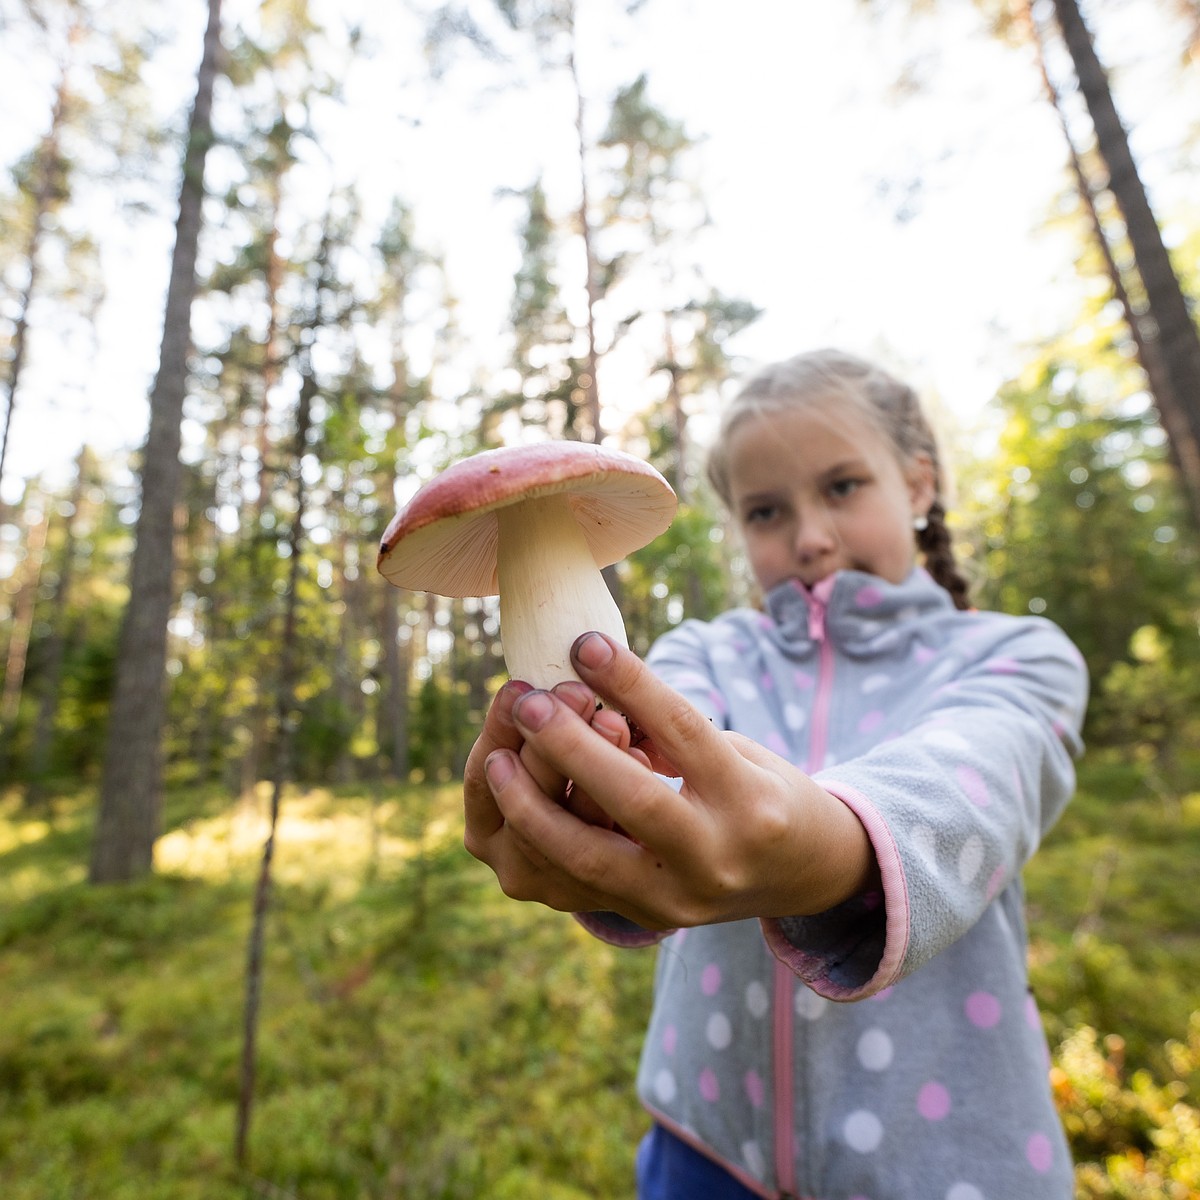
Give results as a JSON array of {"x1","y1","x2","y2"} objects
[{"x1": 706, "y1": 349, "x2": 973, "y2": 611}]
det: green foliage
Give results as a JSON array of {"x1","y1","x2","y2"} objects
[
  {"x1": 1, "y1": 753, "x2": 1196, "y2": 1197},
  {"x1": 1054, "y1": 1022, "x2": 1200, "y2": 1200}
]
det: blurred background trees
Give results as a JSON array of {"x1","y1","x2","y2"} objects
[{"x1": 0, "y1": 0, "x2": 1196, "y2": 864}]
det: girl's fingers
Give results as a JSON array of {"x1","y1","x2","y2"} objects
[
  {"x1": 485, "y1": 744, "x2": 651, "y2": 908},
  {"x1": 516, "y1": 680, "x2": 599, "y2": 801},
  {"x1": 570, "y1": 633, "x2": 732, "y2": 788},
  {"x1": 508, "y1": 686, "x2": 694, "y2": 855},
  {"x1": 464, "y1": 680, "x2": 533, "y2": 847}
]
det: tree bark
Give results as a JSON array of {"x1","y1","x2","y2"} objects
[
  {"x1": 1049, "y1": 0, "x2": 1200, "y2": 526},
  {"x1": 26, "y1": 448, "x2": 90, "y2": 805},
  {"x1": 568, "y1": 34, "x2": 603, "y2": 445},
  {"x1": 0, "y1": 53, "x2": 71, "y2": 510},
  {"x1": 89, "y1": 0, "x2": 223, "y2": 883},
  {"x1": 235, "y1": 299, "x2": 319, "y2": 1169}
]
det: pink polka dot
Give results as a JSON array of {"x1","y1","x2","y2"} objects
[
  {"x1": 956, "y1": 765, "x2": 991, "y2": 808},
  {"x1": 760, "y1": 671, "x2": 775, "y2": 691},
  {"x1": 913, "y1": 644, "x2": 938, "y2": 664},
  {"x1": 871, "y1": 986, "x2": 894, "y2": 1003},
  {"x1": 765, "y1": 732, "x2": 788, "y2": 756},
  {"x1": 1025, "y1": 995, "x2": 1042, "y2": 1029},
  {"x1": 794, "y1": 669, "x2": 814, "y2": 690},
  {"x1": 699, "y1": 1067, "x2": 720, "y2": 1102},
  {"x1": 986, "y1": 656, "x2": 1020, "y2": 675},
  {"x1": 986, "y1": 865, "x2": 1006, "y2": 900},
  {"x1": 701, "y1": 964, "x2": 722, "y2": 996},
  {"x1": 1026, "y1": 1132, "x2": 1053, "y2": 1173},
  {"x1": 744, "y1": 1069, "x2": 765, "y2": 1108},
  {"x1": 662, "y1": 1024, "x2": 677, "y2": 1055},
  {"x1": 965, "y1": 991, "x2": 1002, "y2": 1028},
  {"x1": 917, "y1": 1081, "x2": 951, "y2": 1121},
  {"x1": 858, "y1": 710, "x2": 885, "y2": 734},
  {"x1": 856, "y1": 585, "x2": 884, "y2": 609}
]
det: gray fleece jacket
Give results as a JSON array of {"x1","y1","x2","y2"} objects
[{"x1": 579, "y1": 568, "x2": 1088, "y2": 1200}]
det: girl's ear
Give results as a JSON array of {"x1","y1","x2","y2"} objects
[{"x1": 906, "y1": 452, "x2": 937, "y2": 518}]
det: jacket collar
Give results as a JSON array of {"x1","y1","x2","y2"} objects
[{"x1": 762, "y1": 567, "x2": 954, "y2": 652}]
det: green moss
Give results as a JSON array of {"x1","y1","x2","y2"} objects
[{"x1": 0, "y1": 759, "x2": 1194, "y2": 1197}]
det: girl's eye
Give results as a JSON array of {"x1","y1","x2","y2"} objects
[
  {"x1": 743, "y1": 503, "x2": 779, "y2": 525},
  {"x1": 828, "y1": 478, "x2": 863, "y2": 500}
]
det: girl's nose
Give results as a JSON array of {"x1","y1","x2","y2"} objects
[{"x1": 793, "y1": 509, "x2": 837, "y2": 563}]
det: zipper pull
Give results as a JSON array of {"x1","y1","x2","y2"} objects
[{"x1": 806, "y1": 575, "x2": 836, "y2": 642}]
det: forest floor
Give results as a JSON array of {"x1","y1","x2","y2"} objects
[{"x1": 0, "y1": 751, "x2": 1196, "y2": 1199}]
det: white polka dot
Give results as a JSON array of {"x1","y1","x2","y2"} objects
[
  {"x1": 843, "y1": 1109, "x2": 884, "y2": 1153},
  {"x1": 946, "y1": 1185, "x2": 985, "y2": 1200},
  {"x1": 731, "y1": 678, "x2": 760, "y2": 701},
  {"x1": 653, "y1": 1068, "x2": 677, "y2": 1104},
  {"x1": 856, "y1": 1027, "x2": 894, "y2": 1071},
  {"x1": 958, "y1": 835, "x2": 985, "y2": 885},
  {"x1": 706, "y1": 1011, "x2": 732, "y2": 1050},
  {"x1": 745, "y1": 980, "x2": 769, "y2": 1019},
  {"x1": 783, "y1": 702, "x2": 807, "y2": 731},
  {"x1": 861, "y1": 672, "x2": 891, "y2": 694},
  {"x1": 741, "y1": 1140, "x2": 766, "y2": 1178},
  {"x1": 912, "y1": 823, "x2": 937, "y2": 864},
  {"x1": 795, "y1": 988, "x2": 828, "y2": 1020},
  {"x1": 712, "y1": 644, "x2": 738, "y2": 663},
  {"x1": 920, "y1": 727, "x2": 971, "y2": 754}
]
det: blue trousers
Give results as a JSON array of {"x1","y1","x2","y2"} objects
[{"x1": 637, "y1": 1123, "x2": 760, "y2": 1200}]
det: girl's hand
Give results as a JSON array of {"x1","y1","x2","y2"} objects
[
  {"x1": 462, "y1": 676, "x2": 644, "y2": 896},
  {"x1": 469, "y1": 632, "x2": 880, "y2": 930}
]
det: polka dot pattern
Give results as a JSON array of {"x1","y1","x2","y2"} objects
[
  {"x1": 918, "y1": 1081, "x2": 951, "y2": 1121},
  {"x1": 844, "y1": 1109, "x2": 884, "y2": 1152},
  {"x1": 633, "y1": 569, "x2": 1081, "y2": 1197}
]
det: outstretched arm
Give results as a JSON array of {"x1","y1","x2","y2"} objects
[{"x1": 467, "y1": 631, "x2": 879, "y2": 930}]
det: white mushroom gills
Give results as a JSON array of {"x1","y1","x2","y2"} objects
[{"x1": 496, "y1": 492, "x2": 628, "y2": 690}]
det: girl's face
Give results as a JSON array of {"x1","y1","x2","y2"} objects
[{"x1": 726, "y1": 404, "x2": 935, "y2": 593}]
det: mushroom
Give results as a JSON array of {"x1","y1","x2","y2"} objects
[{"x1": 377, "y1": 441, "x2": 677, "y2": 691}]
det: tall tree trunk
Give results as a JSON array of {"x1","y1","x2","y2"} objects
[
  {"x1": 1049, "y1": 0, "x2": 1200, "y2": 526},
  {"x1": 379, "y1": 588, "x2": 408, "y2": 778},
  {"x1": 235, "y1": 309, "x2": 319, "y2": 1171},
  {"x1": 25, "y1": 447, "x2": 90, "y2": 805},
  {"x1": 568, "y1": 37, "x2": 603, "y2": 445},
  {"x1": 0, "y1": 503, "x2": 48, "y2": 736},
  {"x1": 0, "y1": 54, "x2": 71, "y2": 510},
  {"x1": 89, "y1": 0, "x2": 223, "y2": 883},
  {"x1": 1025, "y1": 3, "x2": 1188, "y2": 483}
]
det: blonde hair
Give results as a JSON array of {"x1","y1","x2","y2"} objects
[{"x1": 707, "y1": 348, "x2": 971, "y2": 610}]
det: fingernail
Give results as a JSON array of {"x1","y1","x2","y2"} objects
[
  {"x1": 513, "y1": 689, "x2": 554, "y2": 731},
  {"x1": 596, "y1": 721, "x2": 623, "y2": 746},
  {"x1": 572, "y1": 631, "x2": 614, "y2": 671},
  {"x1": 498, "y1": 679, "x2": 532, "y2": 717},
  {"x1": 485, "y1": 750, "x2": 515, "y2": 789}
]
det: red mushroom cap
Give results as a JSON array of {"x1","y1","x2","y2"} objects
[{"x1": 377, "y1": 441, "x2": 678, "y2": 597}]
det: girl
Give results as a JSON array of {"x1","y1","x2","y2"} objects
[{"x1": 464, "y1": 349, "x2": 1088, "y2": 1200}]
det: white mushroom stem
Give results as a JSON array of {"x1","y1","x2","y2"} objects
[{"x1": 495, "y1": 492, "x2": 628, "y2": 691}]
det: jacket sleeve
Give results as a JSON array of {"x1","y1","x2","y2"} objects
[{"x1": 761, "y1": 617, "x2": 1088, "y2": 1000}]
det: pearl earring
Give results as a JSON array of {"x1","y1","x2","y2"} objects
[{"x1": 913, "y1": 514, "x2": 929, "y2": 532}]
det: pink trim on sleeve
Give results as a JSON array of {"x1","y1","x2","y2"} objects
[
  {"x1": 573, "y1": 912, "x2": 672, "y2": 948},
  {"x1": 760, "y1": 780, "x2": 910, "y2": 1000}
]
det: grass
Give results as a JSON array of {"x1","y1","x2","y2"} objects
[{"x1": 0, "y1": 752, "x2": 1196, "y2": 1199}]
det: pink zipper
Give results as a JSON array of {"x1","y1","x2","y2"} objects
[{"x1": 773, "y1": 578, "x2": 838, "y2": 1198}]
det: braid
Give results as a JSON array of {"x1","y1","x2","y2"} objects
[{"x1": 917, "y1": 500, "x2": 972, "y2": 611}]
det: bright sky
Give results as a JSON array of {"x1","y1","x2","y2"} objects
[{"x1": 1, "y1": 0, "x2": 1197, "y2": 502}]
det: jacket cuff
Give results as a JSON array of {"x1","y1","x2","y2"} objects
[
  {"x1": 760, "y1": 780, "x2": 909, "y2": 1000},
  {"x1": 574, "y1": 911, "x2": 673, "y2": 948}
]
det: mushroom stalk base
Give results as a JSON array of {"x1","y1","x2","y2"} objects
[{"x1": 496, "y1": 493, "x2": 629, "y2": 691}]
